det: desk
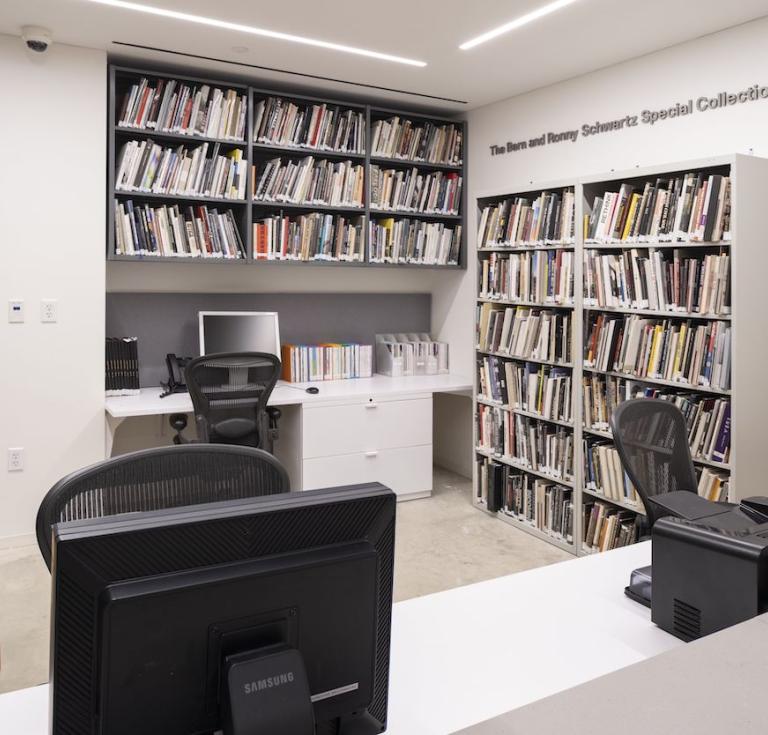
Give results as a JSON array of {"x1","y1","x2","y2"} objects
[
  {"x1": 105, "y1": 374, "x2": 472, "y2": 500},
  {"x1": 0, "y1": 542, "x2": 681, "y2": 735}
]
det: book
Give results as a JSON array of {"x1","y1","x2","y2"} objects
[
  {"x1": 281, "y1": 344, "x2": 373, "y2": 382},
  {"x1": 583, "y1": 313, "x2": 731, "y2": 391},
  {"x1": 582, "y1": 500, "x2": 639, "y2": 552},
  {"x1": 369, "y1": 218, "x2": 461, "y2": 265},
  {"x1": 114, "y1": 200, "x2": 245, "y2": 258},
  {"x1": 253, "y1": 213, "x2": 364, "y2": 262},
  {"x1": 115, "y1": 140, "x2": 247, "y2": 200},
  {"x1": 369, "y1": 166, "x2": 462, "y2": 215},
  {"x1": 477, "y1": 357, "x2": 572, "y2": 424},
  {"x1": 370, "y1": 116, "x2": 462, "y2": 166},
  {"x1": 582, "y1": 439, "x2": 640, "y2": 506},
  {"x1": 477, "y1": 304, "x2": 571, "y2": 365},
  {"x1": 583, "y1": 248, "x2": 730, "y2": 315},
  {"x1": 479, "y1": 250, "x2": 574, "y2": 304},
  {"x1": 118, "y1": 76, "x2": 247, "y2": 140},
  {"x1": 476, "y1": 408, "x2": 574, "y2": 480},
  {"x1": 105, "y1": 337, "x2": 140, "y2": 396},
  {"x1": 477, "y1": 190, "x2": 575, "y2": 247},
  {"x1": 253, "y1": 156, "x2": 364, "y2": 207},
  {"x1": 252, "y1": 96, "x2": 365, "y2": 154},
  {"x1": 496, "y1": 466, "x2": 573, "y2": 543},
  {"x1": 584, "y1": 172, "x2": 731, "y2": 243}
]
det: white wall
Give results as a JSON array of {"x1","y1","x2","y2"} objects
[
  {"x1": 469, "y1": 17, "x2": 768, "y2": 192},
  {"x1": 445, "y1": 16, "x2": 768, "y2": 482},
  {"x1": 0, "y1": 36, "x2": 106, "y2": 542}
]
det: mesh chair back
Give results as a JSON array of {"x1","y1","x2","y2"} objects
[
  {"x1": 35, "y1": 444, "x2": 290, "y2": 571},
  {"x1": 186, "y1": 352, "x2": 281, "y2": 449},
  {"x1": 610, "y1": 398, "x2": 698, "y2": 527}
]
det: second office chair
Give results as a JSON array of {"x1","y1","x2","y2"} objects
[{"x1": 173, "y1": 352, "x2": 282, "y2": 453}]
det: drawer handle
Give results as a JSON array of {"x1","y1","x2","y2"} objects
[
  {"x1": 365, "y1": 451, "x2": 378, "y2": 458},
  {"x1": 365, "y1": 402, "x2": 378, "y2": 409}
]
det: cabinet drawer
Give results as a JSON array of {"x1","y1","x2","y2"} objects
[
  {"x1": 302, "y1": 397, "x2": 432, "y2": 459},
  {"x1": 302, "y1": 445, "x2": 432, "y2": 497}
]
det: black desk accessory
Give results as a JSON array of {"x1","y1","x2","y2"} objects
[
  {"x1": 282, "y1": 383, "x2": 320, "y2": 395},
  {"x1": 159, "y1": 353, "x2": 192, "y2": 398}
]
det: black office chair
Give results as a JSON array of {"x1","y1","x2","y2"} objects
[
  {"x1": 611, "y1": 398, "x2": 714, "y2": 607},
  {"x1": 610, "y1": 398, "x2": 699, "y2": 528},
  {"x1": 173, "y1": 352, "x2": 282, "y2": 453},
  {"x1": 35, "y1": 444, "x2": 290, "y2": 571}
]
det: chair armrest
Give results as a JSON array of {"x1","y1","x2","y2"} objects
[{"x1": 649, "y1": 491, "x2": 733, "y2": 522}]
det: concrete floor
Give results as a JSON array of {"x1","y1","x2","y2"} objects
[{"x1": 0, "y1": 468, "x2": 569, "y2": 694}]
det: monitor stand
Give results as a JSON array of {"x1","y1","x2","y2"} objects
[{"x1": 223, "y1": 646, "x2": 315, "y2": 735}]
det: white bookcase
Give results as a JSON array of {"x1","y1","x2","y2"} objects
[{"x1": 473, "y1": 154, "x2": 768, "y2": 556}]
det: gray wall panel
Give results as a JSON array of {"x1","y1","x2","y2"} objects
[{"x1": 106, "y1": 292, "x2": 431, "y2": 386}]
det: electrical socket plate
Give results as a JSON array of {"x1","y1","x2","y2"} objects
[
  {"x1": 41, "y1": 299, "x2": 57, "y2": 323},
  {"x1": 7, "y1": 448, "x2": 24, "y2": 472}
]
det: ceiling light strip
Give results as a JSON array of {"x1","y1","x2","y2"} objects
[
  {"x1": 460, "y1": 0, "x2": 580, "y2": 50},
  {"x1": 87, "y1": 0, "x2": 427, "y2": 66}
]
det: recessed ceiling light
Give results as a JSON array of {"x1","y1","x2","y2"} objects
[
  {"x1": 86, "y1": 0, "x2": 427, "y2": 67},
  {"x1": 459, "y1": 0, "x2": 580, "y2": 50}
]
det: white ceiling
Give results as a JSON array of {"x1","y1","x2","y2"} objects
[{"x1": 2, "y1": 0, "x2": 768, "y2": 112}]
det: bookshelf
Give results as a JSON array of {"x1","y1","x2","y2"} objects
[
  {"x1": 473, "y1": 154, "x2": 768, "y2": 557},
  {"x1": 107, "y1": 65, "x2": 466, "y2": 268}
]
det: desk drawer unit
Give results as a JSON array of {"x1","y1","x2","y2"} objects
[{"x1": 301, "y1": 396, "x2": 433, "y2": 499}]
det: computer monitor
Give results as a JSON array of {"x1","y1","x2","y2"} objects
[
  {"x1": 199, "y1": 311, "x2": 281, "y2": 358},
  {"x1": 49, "y1": 484, "x2": 396, "y2": 735}
]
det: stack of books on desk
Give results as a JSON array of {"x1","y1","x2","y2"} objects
[
  {"x1": 105, "y1": 337, "x2": 140, "y2": 396},
  {"x1": 281, "y1": 343, "x2": 373, "y2": 382}
]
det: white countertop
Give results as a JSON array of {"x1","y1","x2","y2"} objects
[
  {"x1": 0, "y1": 541, "x2": 679, "y2": 735},
  {"x1": 105, "y1": 374, "x2": 473, "y2": 418}
]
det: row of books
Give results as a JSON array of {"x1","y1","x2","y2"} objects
[
  {"x1": 583, "y1": 501, "x2": 640, "y2": 553},
  {"x1": 583, "y1": 249, "x2": 730, "y2": 315},
  {"x1": 105, "y1": 337, "x2": 139, "y2": 396},
  {"x1": 476, "y1": 407, "x2": 574, "y2": 480},
  {"x1": 252, "y1": 157, "x2": 364, "y2": 207},
  {"x1": 582, "y1": 374, "x2": 731, "y2": 464},
  {"x1": 476, "y1": 457, "x2": 574, "y2": 542},
  {"x1": 118, "y1": 77, "x2": 247, "y2": 141},
  {"x1": 375, "y1": 334, "x2": 449, "y2": 377},
  {"x1": 479, "y1": 251, "x2": 575, "y2": 305},
  {"x1": 280, "y1": 344, "x2": 373, "y2": 383},
  {"x1": 369, "y1": 167, "x2": 462, "y2": 216},
  {"x1": 114, "y1": 201, "x2": 245, "y2": 258},
  {"x1": 503, "y1": 473, "x2": 574, "y2": 543},
  {"x1": 585, "y1": 173, "x2": 731, "y2": 243},
  {"x1": 584, "y1": 314, "x2": 731, "y2": 391},
  {"x1": 368, "y1": 219, "x2": 461, "y2": 265},
  {"x1": 370, "y1": 117, "x2": 462, "y2": 166},
  {"x1": 583, "y1": 440, "x2": 641, "y2": 507},
  {"x1": 477, "y1": 191, "x2": 576, "y2": 248},
  {"x1": 253, "y1": 214, "x2": 364, "y2": 262},
  {"x1": 477, "y1": 304, "x2": 572, "y2": 365},
  {"x1": 698, "y1": 467, "x2": 730, "y2": 502},
  {"x1": 477, "y1": 356, "x2": 572, "y2": 424},
  {"x1": 115, "y1": 140, "x2": 247, "y2": 200},
  {"x1": 252, "y1": 97, "x2": 365, "y2": 154}
]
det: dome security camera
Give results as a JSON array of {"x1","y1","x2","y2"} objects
[{"x1": 21, "y1": 26, "x2": 53, "y2": 53}]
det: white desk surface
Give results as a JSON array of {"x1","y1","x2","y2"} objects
[
  {"x1": 105, "y1": 374, "x2": 473, "y2": 418},
  {"x1": 0, "y1": 542, "x2": 679, "y2": 735}
]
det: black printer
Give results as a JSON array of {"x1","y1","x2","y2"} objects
[{"x1": 611, "y1": 399, "x2": 768, "y2": 641}]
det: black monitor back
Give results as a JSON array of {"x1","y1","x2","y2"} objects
[{"x1": 49, "y1": 483, "x2": 396, "y2": 735}]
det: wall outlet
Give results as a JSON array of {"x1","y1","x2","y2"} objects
[
  {"x1": 41, "y1": 299, "x2": 57, "y2": 323},
  {"x1": 8, "y1": 300, "x2": 24, "y2": 323},
  {"x1": 7, "y1": 448, "x2": 24, "y2": 472}
]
